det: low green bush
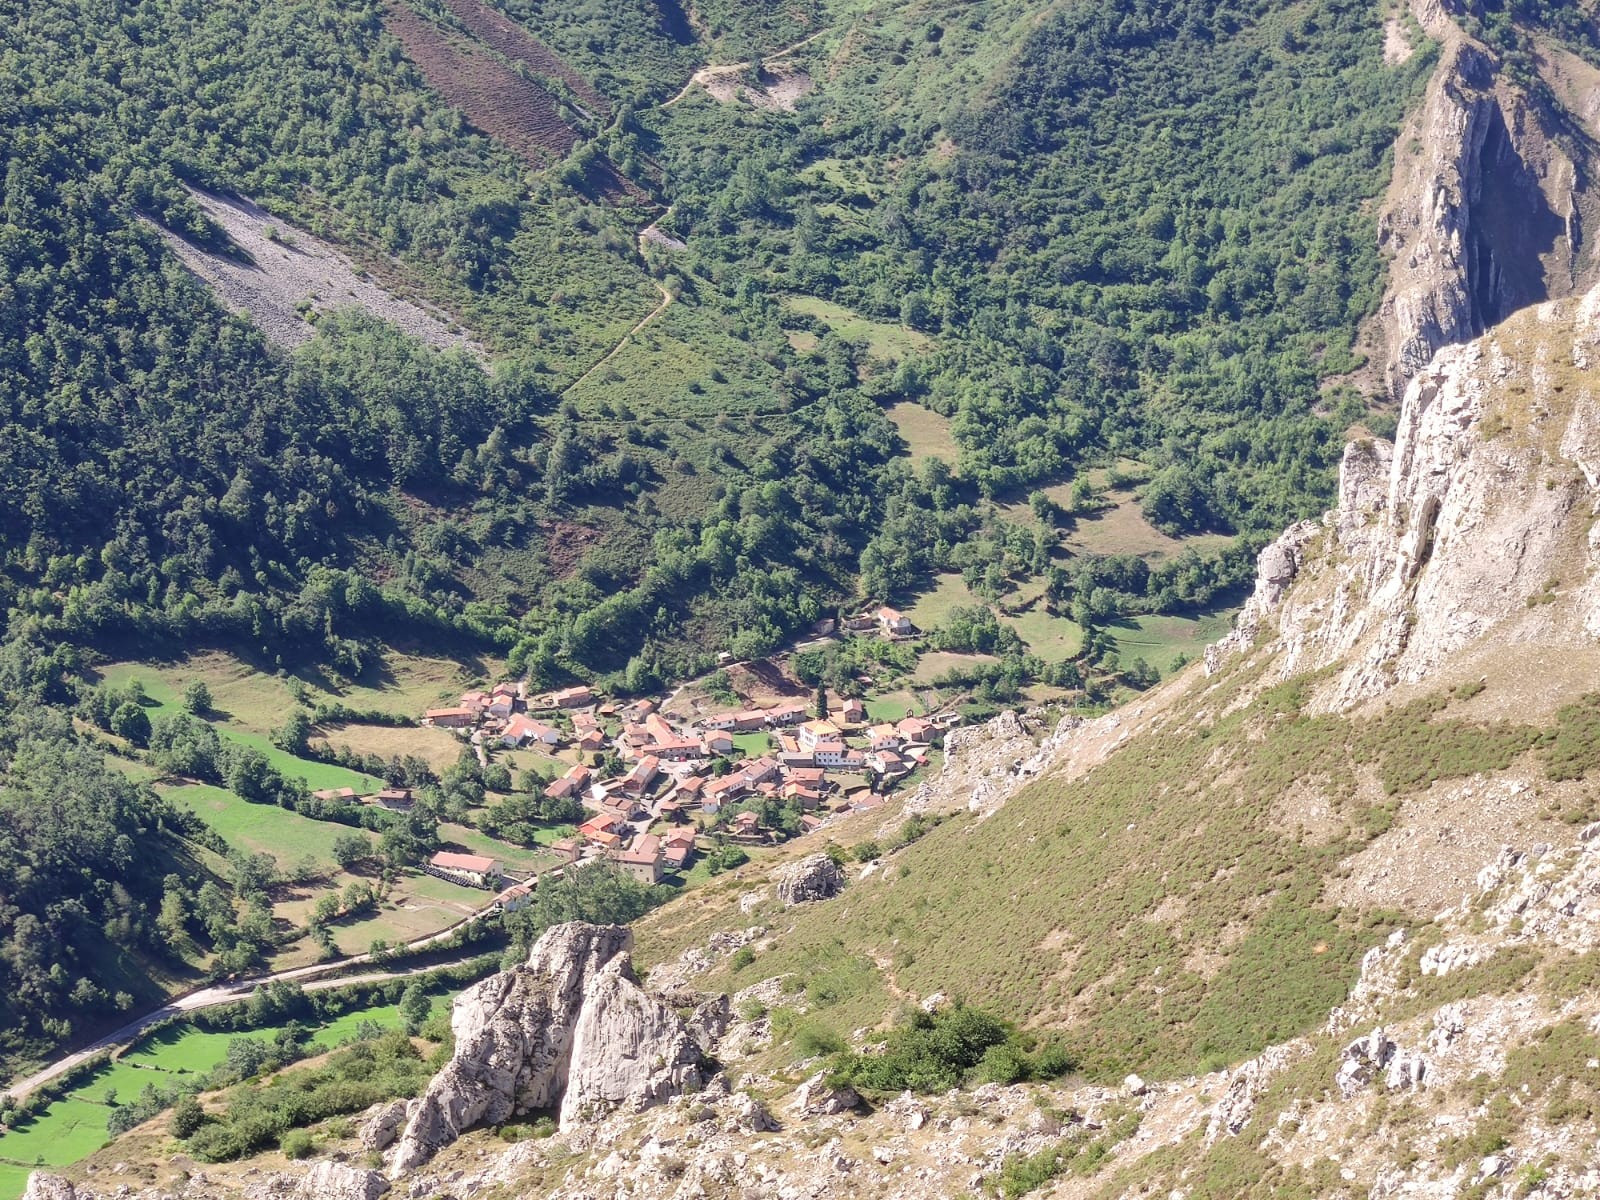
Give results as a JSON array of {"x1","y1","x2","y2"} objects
[
  {"x1": 829, "y1": 1004, "x2": 1069, "y2": 1094},
  {"x1": 181, "y1": 1030, "x2": 430, "y2": 1162}
]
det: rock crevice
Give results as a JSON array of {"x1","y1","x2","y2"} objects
[{"x1": 1375, "y1": 8, "x2": 1600, "y2": 398}]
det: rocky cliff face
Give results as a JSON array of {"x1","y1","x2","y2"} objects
[
  {"x1": 1374, "y1": 0, "x2": 1600, "y2": 397},
  {"x1": 389, "y1": 921, "x2": 722, "y2": 1172},
  {"x1": 559, "y1": 953, "x2": 727, "y2": 1129},
  {"x1": 1212, "y1": 280, "x2": 1600, "y2": 711}
]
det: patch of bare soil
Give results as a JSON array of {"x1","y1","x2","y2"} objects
[
  {"x1": 541, "y1": 519, "x2": 602, "y2": 578},
  {"x1": 1383, "y1": 17, "x2": 1415, "y2": 64},
  {"x1": 438, "y1": 0, "x2": 610, "y2": 121},
  {"x1": 730, "y1": 659, "x2": 809, "y2": 703},
  {"x1": 155, "y1": 188, "x2": 483, "y2": 356},
  {"x1": 384, "y1": 2, "x2": 578, "y2": 162},
  {"x1": 698, "y1": 64, "x2": 814, "y2": 111}
]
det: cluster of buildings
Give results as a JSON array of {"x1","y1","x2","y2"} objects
[
  {"x1": 413, "y1": 675, "x2": 956, "y2": 909},
  {"x1": 422, "y1": 682, "x2": 594, "y2": 742},
  {"x1": 840, "y1": 605, "x2": 916, "y2": 637}
]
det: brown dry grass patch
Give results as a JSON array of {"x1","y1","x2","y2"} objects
[
  {"x1": 314, "y1": 723, "x2": 465, "y2": 774},
  {"x1": 384, "y1": 2, "x2": 577, "y2": 162}
]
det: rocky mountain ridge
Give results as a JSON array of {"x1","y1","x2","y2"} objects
[{"x1": 1209, "y1": 278, "x2": 1600, "y2": 713}]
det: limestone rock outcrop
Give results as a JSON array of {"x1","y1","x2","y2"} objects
[
  {"x1": 773, "y1": 853, "x2": 845, "y2": 906},
  {"x1": 389, "y1": 921, "x2": 716, "y2": 1173},
  {"x1": 358, "y1": 1099, "x2": 409, "y2": 1152},
  {"x1": 22, "y1": 1176, "x2": 76, "y2": 1200},
  {"x1": 1375, "y1": 4, "x2": 1600, "y2": 398},
  {"x1": 790, "y1": 1072, "x2": 860, "y2": 1117},
  {"x1": 560, "y1": 954, "x2": 727, "y2": 1127},
  {"x1": 1335, "y1": 1028, "x2": 1427, "y2": 1098},
  {"x1": 906, "y1": 705, "x2": 1132, "y2": 821},
  {"x1": 1209, "y1": 279, "x2": 1600, "y2": 710},
  {"x1": 291, "y1": 1163, "x2": 388, "y2": 1200}
]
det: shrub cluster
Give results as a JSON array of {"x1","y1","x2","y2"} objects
[{"x1": 828, "y1": 1003, "x2": 1071, "y2": 1094}]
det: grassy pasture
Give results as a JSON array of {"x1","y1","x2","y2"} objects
[
  {"x1": 96, "y1": 647, "x2": 494, "y2": 730},
  {"x1": 212, "y1": 728, "x2": 380, "y2": 793},
  {"x1": 161, "y1": 784, "x2": 350, "y2": 868},
  {"x1": 906, "y1": 572, "x2": 1083, "y2": 665},
  {"x1": 1002, "y1": 609, "x2": 1084, "y2": 663},
  {"x1": 1110, "y1": 611, "x2": 1236, "y2": 674},
  {"x1": 863, "y1": 692, "x2": 920, "y2": 721},
  {"x1": 883, "y1": 401, "x2": 959, "y2": 467},
  {"x1": 501, "y1": 748, "x2": 573, "y2": 777},
  {"x1": 800, "y1": 156, "x2": 882, "y2": 201},
  {"x1": 329, "y1": 878, "x2": 479, "y2": 956},
  {"x1": 912, "y1": 651, "x2": 1000, "y2": 685},
  {"x1": 0, "y1": 1097, "x2": 109, "y2": 1167},
  {"x1": 1064, "y1": 493, "x2": 1234, "y2": 560},
  {"x1": 906, "y1": 572, "x2": 980, "y2": 632},
  {"x1": 782, "y1": 295, "x2": 931, "y2": 361},
  {"x1": 437, "y1": 823, "x2": 559, "y2": 875},
  {"x1": 94, "y1": 662, "x2": 380, "y2": 792}
]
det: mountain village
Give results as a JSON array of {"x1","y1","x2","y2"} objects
[{"x1": 406, "y1": 608, "x2": 959, "y2": 903}]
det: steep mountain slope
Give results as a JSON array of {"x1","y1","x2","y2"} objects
[
  {"x1": 19, "y1": 4, "x2": 1600, "y2": 1197},
  {"x1": 1373, "y1": 0, "x2": 1600, "y2": 396}
]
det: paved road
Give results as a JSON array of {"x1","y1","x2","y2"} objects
[{"x1": 2, "y1": 908, "x2": 495, "y2": 1105}]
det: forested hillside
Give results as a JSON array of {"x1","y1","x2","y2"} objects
[
  {"x1": 0, "y1": 0, "x2": 1433, "y2": 694},
  {"x1": 0, "y1": 0, "x2": 1443, "y2": 1056}
]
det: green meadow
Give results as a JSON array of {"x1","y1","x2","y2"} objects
[{"x1": 0, "y1": 1000, "x2": 415, "y2": 1192}]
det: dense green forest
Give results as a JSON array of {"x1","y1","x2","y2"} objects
[
  {"x1": 0, "y1": 711, "x2": 205, "y2": 1059},
  {"x1": 0, "y1": 0, "x2": 1433, "y2": 697}
]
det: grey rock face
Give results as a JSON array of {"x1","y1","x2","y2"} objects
[
  {"x1": 358, "y1": 1099, "x2": 410, "y2": 1152},
  {"x1": 22, "y1": 1176, "x2": 76, "y2": 1200},
  {"x1": 1337, "y1": 1028, "x2": 1427, "y2": 1099},
  {"x1": 292, "y1": 1163, "x2": 389, "y2": 1200},
  {"x1": 773, "y1": 854, "x2": 845, "y2": 906},
  {"x1": 560, "y1": 955, "x2": 727, "y2": 1129},
  {"x1": 1377, "y1": 33, "x2": 1598, "y2": 399},
  {"x1": 1207, "y1": 276, "x2": 1600, "y2": 709},
  {"x1": 729, "y1": 1091, "x2": 780, "y2": 1133},
  {"x1": 1205, "y1": 1042, "x2": 1308, "y2": 1144},
  {"x1": 790, "y1": 1072, "x2": 860, "y2": 1117},
  {"x1": 389, "y1": 922, "x2": 632, "y2": 1172},
  {"x1": 389, "y1": 920, "x2": 717, "y2": 1173}
]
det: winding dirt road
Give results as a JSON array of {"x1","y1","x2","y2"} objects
[
  {"x1": 2, "y1": 910, "x2": 495, "y2": 1105},
  {"x1": 659, "y1": 29, "x2": 829, "y2": 109}
]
